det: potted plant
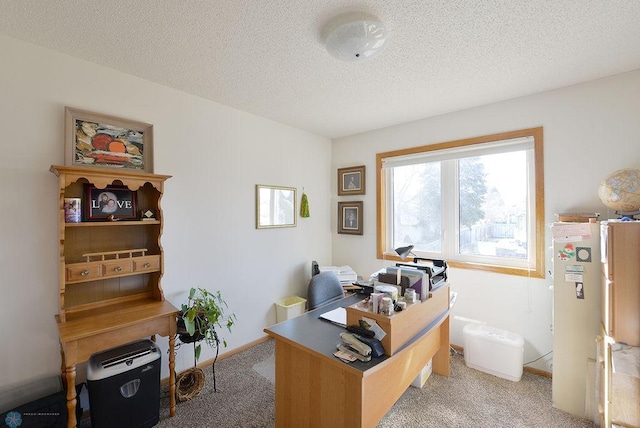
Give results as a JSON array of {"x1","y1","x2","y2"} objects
[{"x1": 176, "y1": 287, "x2": 236, "y2": 400}]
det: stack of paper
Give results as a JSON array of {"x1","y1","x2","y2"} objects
[{"x1": 319, "y1": 265, "x2": 358, "y2": 285}]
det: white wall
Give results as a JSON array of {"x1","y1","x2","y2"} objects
[
  {"x1": 332, "y1": 70, "x2": 640, "y2": 371},
  {"x1": 2, "y1": 28, "x2": 639, "y2": 408},
  {"x1": 0, "y1": 34, "x2": 331, "y2": 409}
]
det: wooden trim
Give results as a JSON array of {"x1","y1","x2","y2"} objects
[
  {"x1": 50, "y1": 164, "x2": 171, "y2": 191},
  {"x1": 199, "y1": 335, "x2": 272, "y2": 367},
  {"x1": 451, "y1": 343, "x2": 463, "y2": 353},
  {"x1": 524, "y1": 365, "x2": 552, "y2": 378},
  {"x1": 376, "y1": 154, "x2": 386, "y2": 261},
  {"x1": 376, "y1": 127, "x2": 545, "y2": 279},
  {"x1": 162, "y1": 335, "x2": 273, "y2": 385},
  {"x1": 532, "y1": 126, "x2": 545, "y2": 279}
]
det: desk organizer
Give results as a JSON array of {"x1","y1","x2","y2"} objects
[{"x1": 346, "y1": 284, "x2": 449, "y2": 356}]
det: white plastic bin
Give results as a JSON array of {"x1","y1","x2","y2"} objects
[
  {"x1": 275, "y1": 296, "x2": 307, "y2": 323},
  {"x1": 463, "y1": 323, "x2": 524, "y2": 381}
]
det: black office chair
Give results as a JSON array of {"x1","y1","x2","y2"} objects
[{"x1": 307, "y1": 271, "x2": 344, "y2": 311}]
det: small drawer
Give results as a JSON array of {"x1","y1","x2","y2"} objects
[
  {"x1": 102, "y1": 259, "x2": 133, "y2": 277},
  {"x1": 66, "y1": 262, "x2": 102, "y2": 282},
  {"x1": 133, "y1": 255, "x2": 160, "y2": 272}
]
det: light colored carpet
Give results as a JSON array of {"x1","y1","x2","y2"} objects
[
  {"x1": 251, "y1": 352, "x2": 275, "y2": 384},
  {"x1": 157, "y1": 339, "x2": 594, "y2": 428}
]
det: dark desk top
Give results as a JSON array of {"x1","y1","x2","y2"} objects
[{"x1": 265, "y1": 293, "x2": 449, "y2": 373}]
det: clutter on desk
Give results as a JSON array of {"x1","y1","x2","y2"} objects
[
  {"x1": 336, "y1": 332, "x2": 373, "y2": 362},
  {"x1": 395, "y1": 258, "x2": 448, "y2": 291},
  {"x1": 371, "y1": 267, "x2": 427, "y2": 302},
  {"x1": 346, "y1": 284, "x2": 450, "y2": 356},
  {"x1": 334, "y1": 349, "x2": 359, "y2": 363},
  {"x1": 370, "y1": 258, "x2": 448, "y2": 302},
  {"x1": 318, "y1": 307, "x2": 347, "y2": 327},
  {"x1": 318, "y1": 264, "x2": 358, "y2": 285},
  {"x1": 380, "y1": 296, "x2": 394, "y2": 315},
  {"x1": 351, "y1": 333, "x2": 385, "y2": 358},
  {"x1": 404, "y1": 288, "x2": 416, "y2": 303},
  {"x1": 346, "y1": 324, "x2": 375, "y2": 338},
  {"x1": 335, "y1": 327, "x2": 386, "y2": 364},
  {"x1": 374, "y1": 284, "x2": 398, "y2": 301},
  {"x1": 353, "y1": 281, "x2": 374, "y2": 295}
]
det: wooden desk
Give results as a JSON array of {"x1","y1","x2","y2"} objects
[
  {"x1": 57, "y1": 299, "x2": 179, "y2": 428},
  {"x1": 264, "y1": 292, "x2": 451, "y2": 428}
]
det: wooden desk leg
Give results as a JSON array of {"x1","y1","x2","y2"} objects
[
  {"x1": 169, "y1": 334, "x2": 176, "y2": 417},
  {"x1": 65, "y1": 365, "x2": 77, "y2": 428},
  {"x1": 432, "y1": 316, "x2": 451, "y2": 377}
]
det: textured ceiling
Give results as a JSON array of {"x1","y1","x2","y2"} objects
[{"x1": 1, "y1": 1, "x2": 640, "y2": 138}]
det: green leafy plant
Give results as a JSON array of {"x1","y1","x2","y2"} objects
[{"x1": 179, "y1": 287, "x2": 236, "y2": 362}]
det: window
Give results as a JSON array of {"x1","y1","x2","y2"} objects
[{"x1": 376, "y1": 128, "x2": 544, "y2": 278}]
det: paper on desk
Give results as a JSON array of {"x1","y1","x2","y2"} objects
[
  {"x1": 320, "y1": 265, "x2": 355, "y2": 274},
  {"x1": 319, "y1": 265, "x2": 358, "y2": 285},
  {"x1": 319, "y1": 307, "x2": 346, "y2": 327}
]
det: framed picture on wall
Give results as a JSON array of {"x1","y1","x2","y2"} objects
[
  {"x1": 338, "y1": 165, "x2": 365, "y2": 196},
  {"x1": 338, "y1": 201, "x2": 363, "y2": 235},
  {"x1": 65, "y1": 107, "x2": 154, "y2": 172},
  {"x1": 84, "y1": 184, "x2": 138, "y2": 220}
]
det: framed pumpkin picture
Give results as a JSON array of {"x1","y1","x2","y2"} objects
[
  {"x1": 338, "y1": 165, "x2": 365, "y2": 196},
  {"x1": 65, "y1": 107, "x2": 154, "y2": 172}
]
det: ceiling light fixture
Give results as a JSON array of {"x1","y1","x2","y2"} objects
[{"x1": 324, "y1": 15, "x2": 388, "y2": 62}]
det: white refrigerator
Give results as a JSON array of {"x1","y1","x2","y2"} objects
[{"x1": 551, "y1": 222, "x2": 601, "y2": 419}]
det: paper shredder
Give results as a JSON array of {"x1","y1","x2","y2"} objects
[{"x1": 87, "y1": 339, "x2": 161, "y2": 428}]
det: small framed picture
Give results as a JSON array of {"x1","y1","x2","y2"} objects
[
  {"x1": 338, "y1": 201, "x2": 363, "y2": 235},
  {"x1": 85, "y1": 185, "x2": 138, "y2": 221},
  {"x1": 338, "y1": 165, "x2": 365, "y2": 196}
]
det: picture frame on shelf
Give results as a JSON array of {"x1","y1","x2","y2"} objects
[
  {"x1": 338, "y1": 165, "x2": 365, "y2": 196},
  {"x1": 140, "y1": 209, "x2": 157, "y2": 221},
  {"x1": 85, "y1": 184, "x2": 138, "y2": 221},
  {"x1": 338, "y1": 201, "x2": 363, "y2": 235},
  {"x1": 65, "y1": 107, "x2": 154, "y2": 172},
  {"x1": 64, "y1": 198, "x2": 82, "y2": 223}
]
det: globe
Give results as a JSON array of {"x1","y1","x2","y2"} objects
[{"x1": 598, "y1": 168, "x2": 640, "y2": 212}]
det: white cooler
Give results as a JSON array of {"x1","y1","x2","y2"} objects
[{"x1": 463, "y1": 324, "x2": 524, "y2": 381}]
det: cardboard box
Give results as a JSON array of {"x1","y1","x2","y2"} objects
[
  {"x1": 345, "y1": 284, "x2": 449, "y2": 356},
  {"x1": 410, "y1": 358, "x2": 433, "y2": 388}
]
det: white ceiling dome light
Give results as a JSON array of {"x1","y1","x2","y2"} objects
[{"x1": 323, "y1": 14, "x2": 388, "y2": 62}]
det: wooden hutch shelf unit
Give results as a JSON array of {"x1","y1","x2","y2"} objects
[{"x1": 50, "y1": 165, "x2": 179, "y2": 428}]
